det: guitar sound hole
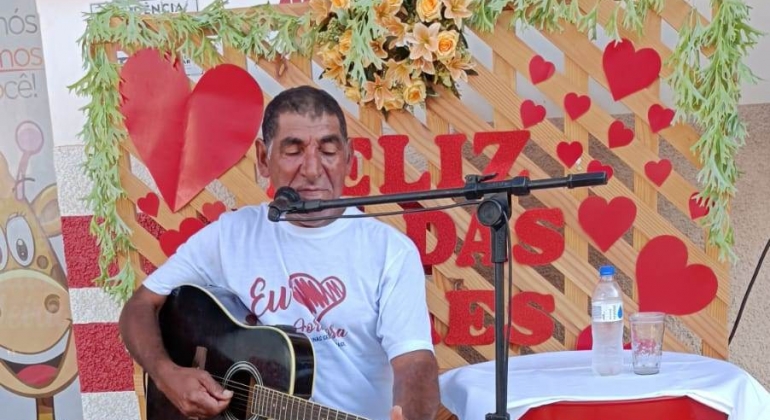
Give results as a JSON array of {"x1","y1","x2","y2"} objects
[{"x1": 223, "y1": 362, "x2": 262, "y2": 420}]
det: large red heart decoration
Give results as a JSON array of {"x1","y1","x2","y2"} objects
[
  {"x1": 602, "y1": 39, "x2": 661, "y2": 101},
  {"x1": 564, "y1": 92, "x2": 591, "y2": 120},
  {"x1": 608, "y1": 120, "x2": 634, "y2": 148},
  {"x1": 529, "y1": 55, "x2": 555, "y2": 85},
  {"x1": 520, "y1": 99, "x2": 546, "y2": 128},
  {"x1": 578, "y1": 196, "x2": 636, "y2": 252},
  {"x1": 159, "y1": 217, "x2": 205, "y2": 257},
  {"x1": 689, "y1": 193, "x2": 710, "y2": 220},
  {"x1": 648, "y1": 104, "x2": 675, "y2": 133},
  {"x1": 137, "y1": 192, "x2": 159, "y2": 217},
  {"x1": 289, "y1": 273, "x2": 347, "y2": 321},
  {"x1": 636, "y1": 235, "x2": 718, "y2": 315},
  {"x1": 587, "y1": 160, "x2": 613, "y2": 181},
  {"x1": 644, "y1": 159, "x2": 672, "y2": 186},
  {"x1": 556, "y1": 141, "x2": 583, "y2": 168},
  {"x1": 120, "y1": 48, "x2": 264, "y2": 212}
]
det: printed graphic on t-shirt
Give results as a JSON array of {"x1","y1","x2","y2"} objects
[{"x1": 248, "y1": 273, "x2": 349, "y2": 347}]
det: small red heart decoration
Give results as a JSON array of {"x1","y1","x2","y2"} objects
[
  {"x1": 202, "y1": 201, "x2": 227, "y2": 222},
  {"x1": 137, "y1": 192, "x2": 159, "y2": 217},
  {"x1": 644, "y1": 159, "x2": 672, "y2": 186},
  {"x1": 636, "y1": 235, "x2": 718, "y2": 315},
  {"x1": 576, "y1": 326, "x2": 632, "y2": 351},
  {"x1": 578, "y1": 196, "x2": 636, "y2": 252},
  {"x1": 518, "y1": 169, "x2": 530, "y2": 177},
  {"x1": 556, "y1": 141, "x2": 583, "y2": 168},
  {"x1": 529, "y1": 55, "x2": 555, "y2": 85},
  {"x1": 648, "y1": 104, "x2": 675, "y2": 133},
  {"x1": 587, "y1": 160, "x2": 614, "y2": 181},
  {"x1": 602, "y1": 39, "x2": 662, "y2": 101},
  {"x1": 689, "y1": 193, "x2": 710, "y2": 220},
  {"x1": 120, "y1": 48, "x2": 264, "y2": 212},
  {"x1": 608, "y1": 120, "x2": 634, "y2": 148},
  {"x1": 520, "y1": 99, "x2": 546, "y2": 128},
  {"x1": 159, "y1": 217, "x2": 205, "y2": 257},
  {"x1": 564, "y1": 93, "x2": 591, "y2": 120}
]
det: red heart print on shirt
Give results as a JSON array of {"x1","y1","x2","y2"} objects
[{"x1": 289, "y1": 273, "x2": 347, "y2": 321}]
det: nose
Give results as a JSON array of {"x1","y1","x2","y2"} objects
[{"x1": 300, "y1": 146, "x2": 323, "y2": 181}]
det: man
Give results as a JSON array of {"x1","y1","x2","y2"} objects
[{"x1": 118, "y1": 85, "x2": 440, "y2": 420}]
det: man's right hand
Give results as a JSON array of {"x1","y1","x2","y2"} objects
[{"x1": 156, "y1": 365, "x2": 233, "y2": 418}]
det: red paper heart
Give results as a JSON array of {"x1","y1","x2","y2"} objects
[
  {"x1": 564, "y1": 93, "x2": 591, "y2": 120},
  {"x1": 636, "y1": 235, "x2": 718, "y2": 315},
  {"x1": 202, "y1": 201, "x2": 227, "y2": 222},
  {"x1": 159, "y1": 217, "x2": 205, "y2": 257},
  {"x1": 602, "y1": 39, "x2": 661, "y2": 101},
  {"x1": 644, "y1": 159, "x2": 672, "y2": 186},
  {"x1": 587, "y1": 160, "x2": 614, "y2": 181},
  {"x1": 520, "y1": 99, "x2": 546, "y2": 128},
  {"x1": 556, "y1": 141, "x2": 583, "y2": 168},
  {"x1": 120, "y1": 48, "x2": 264, "y2": 212},
  {"x1": 529, "y1": 55, "x2": 555, "y2": 85},
  {"x1": 689, "y1": 193, "x2": 710, "y2": 220},
  {"x1": 137, "y1": 192, "x2": 159, "y2": 217},
  {"x1": 289, "y1": 273, "x2": 347, "y2": 321},
  {"x1": 648, "y1": 104, "x2": 675, "y2": 133},
  {"x1": 578, "y1": 196, "x2": 636, "y2": 252},
  {"x1": 608, "y1": 120, "x2": 634, "y2": 148},
  {"x1": 576, "y1": 326, "x2": 632, "y2": 351},
  {"x1": 518, "y1": 169, "x2": 530, "y2": 177}
]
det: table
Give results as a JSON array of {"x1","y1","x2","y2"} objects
[{"x1": 439, "y1": 350, "x2": 770, "y2": 420}]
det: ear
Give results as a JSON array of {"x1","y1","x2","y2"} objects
[
  {"x1": 32, "y1": 185, "x2": 61, "y2": 237},
  {"x1": 255, "y1": 139, "x2": 270, "y2": 179}
]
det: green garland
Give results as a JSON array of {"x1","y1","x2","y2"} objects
[{"x1": 71, "y1": 0, "x2": 760, "y2": 302}]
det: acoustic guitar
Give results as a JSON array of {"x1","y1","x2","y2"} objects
[{"x1": 146, "y1": 284, "x2": 368, "y2": 420}]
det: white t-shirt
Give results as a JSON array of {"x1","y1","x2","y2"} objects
[{"x1": 142, "y1": 204, "x2": 434, "y2": 420}]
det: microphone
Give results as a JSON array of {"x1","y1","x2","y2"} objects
[{"x1": 268, "y1": 186, "x2": 301, "y2": 222}]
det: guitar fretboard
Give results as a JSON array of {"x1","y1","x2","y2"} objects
[{"x1": 252, "y1": 384, "x2": 369, "y2": 420}]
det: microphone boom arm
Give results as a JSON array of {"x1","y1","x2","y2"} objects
[{"x1": 282, "y1": 172, "x2": 607, "y2": 216}]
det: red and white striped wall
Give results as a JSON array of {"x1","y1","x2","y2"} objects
[{"x1": 57, "y1": 145, "x2": 144, "y2": 420}]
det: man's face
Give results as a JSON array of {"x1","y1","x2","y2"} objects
[{"x1": 257, "y1": 112, "x2": 351, "y2": 227}]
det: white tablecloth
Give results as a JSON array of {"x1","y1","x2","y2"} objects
[{"x1": 439, "y1": 350, "x2": 770, "y2": 420}]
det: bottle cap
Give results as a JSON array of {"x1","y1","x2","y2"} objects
[{"x1": 599, "y1": 265, "x2": 615, "y2": 276}]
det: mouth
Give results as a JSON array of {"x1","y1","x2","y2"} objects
[{"x1": 0, "y1": 329, "x2": 69, "y2": 388}]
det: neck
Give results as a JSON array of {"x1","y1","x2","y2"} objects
[{"x1": 251, "y1": 384, "x2": 368, "y2": 420}]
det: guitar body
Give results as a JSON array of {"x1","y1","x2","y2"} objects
[{"x1": 145, "y1": 284, "x2": 315, "y2": 420}]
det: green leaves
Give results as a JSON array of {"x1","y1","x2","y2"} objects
[{"x1": 666, "y1": 1, "x2": 762, "y2": 262}]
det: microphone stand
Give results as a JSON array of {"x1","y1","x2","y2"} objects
[{"x1": 272, "y1": 172, "x2": 607, "y2": 420}]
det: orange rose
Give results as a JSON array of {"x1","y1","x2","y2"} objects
[
  {"x1": 330, "y1": 0, "x2": 350, "y2": 11},
  {"x1": 436, "y1": 30, "x2": 458, "y2": 61},
  {"x1": 403, "y1": 80, "x2": 427, "y2": 106},
  {"x1": 416, "y1": 0, "x2": 442, "y2": 22}
]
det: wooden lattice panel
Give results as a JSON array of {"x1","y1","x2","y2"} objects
[{"x1": 111, "y1": 2, "x2": 729, "y2": 395}]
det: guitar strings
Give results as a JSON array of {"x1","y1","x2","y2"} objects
[{"x1": 203, "y1": 373, "x2": 361, "y2": 419}]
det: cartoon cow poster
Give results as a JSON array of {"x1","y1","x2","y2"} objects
[{"x1": 0, "y1": 0, "x2": 85, "y2": 419}]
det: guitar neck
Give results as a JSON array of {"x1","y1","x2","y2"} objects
[{"x1": 253, "y1": 385, "x2": 369, "y2": 420}]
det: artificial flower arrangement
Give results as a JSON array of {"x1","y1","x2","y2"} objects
[{"x1": 310, "y1": 0, "x2": 478, "y2": 112}]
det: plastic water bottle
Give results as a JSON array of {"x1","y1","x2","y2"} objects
[{"x1": 591, "y1": 265, "x2": 624, "y2": 376}]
